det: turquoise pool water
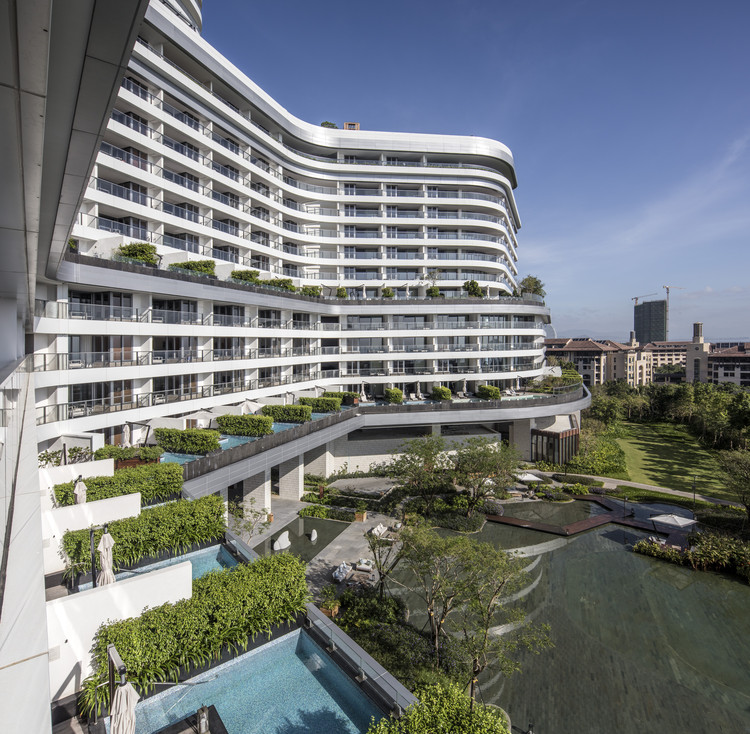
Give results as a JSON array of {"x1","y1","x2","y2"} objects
[
  {"x1": 79, "y1": 545, "x2": 237, "y2": 591},
  {"x1": 126, "y1": 630, "x2": 383, "y2": 734}
]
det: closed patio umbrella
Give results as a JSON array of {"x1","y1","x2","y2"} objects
[
  {"x1": 110, "y1": 681, "x2": 139, "y2": 734},
  {"x1": 121, "y1": 424, "x2": 131, "y2": 448},
  {"x1": 97, "y1": 532, "x2": 116, "y2": 586},
  {"x1": 74, "y1": 477, "x2": 87, "y2": 504}
]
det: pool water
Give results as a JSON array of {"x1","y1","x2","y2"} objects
[
  {"x1": 127, "y1": 630, "x2": 383, "y2": 734},
  {"x1": 500, "y1": 498, "x2": 609, "y2": 525},
  {"x1": 79, "y1": 545, "x2": 237, "y2": 591},
  {"x1": 253, "y1": 517, "x2": 349, "y2": 563}
]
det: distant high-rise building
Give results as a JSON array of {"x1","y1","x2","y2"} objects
[{"x1": 634, "y1": 300, "x2": 667, "y2": 343}]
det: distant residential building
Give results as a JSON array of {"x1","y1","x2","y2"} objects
[
  {"x1": 707, "y1": 344, "x2": 750, "y2": 387},
  {"x1": 634, "y1": 299, "x2": 667, "y2": 344},
  {"x1": 544, "y1": 338, "x2": 618, "y2": 387}
]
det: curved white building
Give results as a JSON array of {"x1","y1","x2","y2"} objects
[{"x1": 30, "y1": 0, "x2": 583, "y2": 455}]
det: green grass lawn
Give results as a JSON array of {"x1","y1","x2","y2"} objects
[{"x1": 615, "y1": 422, "x2": 732, "y2": 501}]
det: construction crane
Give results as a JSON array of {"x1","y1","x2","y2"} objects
[
  {"x1": 631, "y1": 293, "x2": 657, "y2": 306},
  {"x1": 662, "y1": 285, "x2": 684, "y2": 340}
]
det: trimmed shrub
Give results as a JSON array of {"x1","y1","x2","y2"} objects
[
  {"x1": 258, "y1": 277, "x2": 295, "y2": 291},
  {"x1": 381, "y1": 287, "x2": 394, "y2": 298},
  {"x1": 431, "y1": 385, "x2": 452, "y2": 401},
  {"x1": 298, "y1": 396, "x2": 341, "y2": 412},
  {"x1": 323, "y1": 391, "x2": 359, "y2": 405},
  {"x1": 562, "y1": 483, "x2": 589, "y2": 496},
  {"x1": 230, "y1": 269, "x2": 260, "y2": 283},
  {"x1": 168, "y1": 259, "x2": 216, "y2": 276},
  {"x1": 214, "y1": 414, "x2": 273, "y2": 436},
  {"x1": 62, "y1": 495, "x2": 226, "y2": 575},
  {"x1": 463, "y1": 279, "x2": 484, "y2": 298},
  {"x1": 116, "y1": 242, "x2": 157, "y2": 265},
  {"x1": 80, "y1": 553, "x2": 308, "y2": 715},
  {"x1": 477, "y1": 384, "x2": 501, "y2": 400},
  {"x1": 426, "y1": 286, "x2": 441, "y2": 298},
  {"x1": 384, "y1": 387, "x2": 403, "y2": 404},
  {"x1": 260, "y1": 404, "x2": 312, "y2": 423},
  {"x1": 53, "y1": 462, "x2": 183, "y2": 506},
  {"x1": 300, "y1": 285, "x2": 322, "y2": 297},
  {"x1": 336, "y1": 286, "x2": 348, "y2": 298},
  {"x1": 153, "y1": 428, "x2": 221, "y2": 454},
  {"x1": 93, "y1": 445, "x2": 164, "y2": 462},
  {"x1": 551, "y1": 474, "x2": 604, "y2": 486},
  {"x1": 299, "y1": 505, "x2": 354, "y2": 522}
]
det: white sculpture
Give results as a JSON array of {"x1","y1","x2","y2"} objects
[
  {"x1": 310, "y1": 529, "x2": 318, "y2": 543},
  {"x1": 272, "y1": 530, "x2": 291, "y2": 551}
]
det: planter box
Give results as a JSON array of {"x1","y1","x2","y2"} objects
[
  {"x1": 354, "y1": 511, "x2": 367, "y2": 522},
  {"x1": 114, "y1": 457, "x2": 157, "y2": 470}
]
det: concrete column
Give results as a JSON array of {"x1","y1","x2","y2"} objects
[
  {"x1": 431, "y1": 424, "x2": 441, "y2": 436},
  {"x1": 511, "y1": 418, "x2": 532, "y2": 461},
  {"x1": 278, "y1": 455, "x2": 304, "y2": 500},
  {"x1": 242, "y1": 469, "x2": 271, "y2": 513},
  {"x1": 304, "y1": 442, "x2": 333, "y2": 477}
]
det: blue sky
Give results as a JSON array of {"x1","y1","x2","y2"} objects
[{"x1": 202, "y1": 0, "x2": 750, "y2": 341}]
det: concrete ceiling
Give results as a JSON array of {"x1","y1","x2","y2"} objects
[{"x1": 0, "y1": 0, "x2": 148, "y2": 331}]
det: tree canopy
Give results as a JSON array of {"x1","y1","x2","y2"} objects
[{"x1": 518, "y1": 275, "x2": 545, "y2": 297}]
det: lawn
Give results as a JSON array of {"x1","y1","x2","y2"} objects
[{"x1": 615, "y1": 422, "x2": 732, "y2": 501}]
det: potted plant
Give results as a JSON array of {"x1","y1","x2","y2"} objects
[
  {"x1": 354, "y1": 500, "x2": 368, "y2": 522},
  {"x1": 320, "y1": 583, "x2": 340, "y2": 618}
]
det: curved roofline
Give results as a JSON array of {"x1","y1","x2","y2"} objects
[{"x1": 147, "y1": 2, "x2": 518, "y2": 187}]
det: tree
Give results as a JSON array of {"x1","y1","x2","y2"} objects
[
  {"x1": 450, "y1": 437, "x2": 520, "y2": 517},
  {"x1": 518, "y1": 275, "x2": 545, "y2": 297},
  {"x1": 227, "y1": 497, "x2": 271, "y2": 539},
  {"x1": 366, "y1": 682, "x2": 509, "y2": 734},
  {"x1": 463, "y1": 279, "x2": 484, "y2": 298},
  {"x1": 452, "y1": 541, "x2": 551, "y2": 707},
  {"x1": 587, "y1": 395, "x2": 623, "y2": 425},
  {"x1": 320, "y1": 121, "x2": 338, "y2": 128},
  {"x1": 396, "y1": 527, "x2": 473, "y2": 665},
  {"x1": 717, "y1": 450, "x2": 750, "y2": 523},
  {"x1": 365, "y1": 532, "x2": 403, "y2": 601},
  {"x1": 387, "y1": 434, "x2": 451, "y2": 515}
]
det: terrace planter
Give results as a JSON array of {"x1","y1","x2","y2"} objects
[
  {"x1": 114, "y1": 457, "x2": 157, "y2": 470},
  {"x1": 354, "y1": 511, "x2": 368, "y2": 522},
  {"x1": 320, "y1": 603, "x2": 340, "y2": 618},
  {"x1": 267, "y1": 513, "x2": 274, "y2": 523}
]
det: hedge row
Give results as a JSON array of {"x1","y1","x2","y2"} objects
[
  {"x1": 93, "y1": 445, "x2": 164, "y2": 461},
  {"x1": 322, "y1": 391, "x2": 359, "y2": 405},
  {"x1": 384, "y1": 388, "x2": 403, "y2": 404},
  {"x1": 168, "y1": 259, "x2": 216, "y2": 276},
  {"x1": 116, "y1": 243, "x2": 157, "y2": 265},
  {"x1": 81, "y1": 553, "x2": 309, "y2": 714},
  {"x1": 153, "y1": 428, "x2": 221, "y2": 454},
  {"x1": 214, "y1": 414, "x2": 273, "y2": 436},
  {"x1": 299, "y1": 505, "x2": 354, "y2": 522},
  {"x1": 53, "y1": 462, "x2": 183, "y2": 506},
  {"x1": 62, "y1": 495, "x2": 226, "y2": 574},
  {"x1": 260, "y1": 404, "x2": 312, "y2": 423},
  {"x1": 297, "y1": 396, "x2": 341, "y2": 412}
]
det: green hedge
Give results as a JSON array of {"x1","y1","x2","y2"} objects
[
  {"x1": 477, "y1": 384, "x2": 501, "y2": 400},
  {"x1": 300, "y1": 285, "x2": 322, "y2": 297},
  {"x1": 299, "y1": 505, "x2": 354, "y2": 522},
  {"x1": 214, "y1": 414, "x2": 273, "y2": 436},
  {"x1": 336, "y1": 286, "x2": 348, "y2": 298},
  {"x1": 153, "y1": 428, "x2": 221, "y2": 454},
  {"x1": 258, "y1": 277, "x2": 295, "y2": 291},
  {"x1": 53, "y1": 462, "x2": 183, "y2": 506},
  {"x1": 62, "y1": 495, "x2": 226, "y2": 575},
  {"x1": 431, "y1": 386, "x2": 452, "y2": 401},
  {"x1": 260, "y1": 404, "x2": 312, "y2": 423},
  {"x1": 298, "y1": 396, "x2": 341, "y2": 412},
  {"x1": 323, "y1": 391, "x2": 359, "y2": 405},
  {"x1": 551, "y1": 474, "x2": 604, "y2": 486},
  {"x1": 116, "y1": 243, "x2": 157, "y2": 265},
  {"x1": 93, "y1": 445, "x2": 164, "y2": 462},
  {"x1": 230, "y1": 269, "x2": 260, "y2": 283},
  {"x1": 168, "y1": 259, "x2": 216, "y2": 276},
  {"x1": 81, "y1": 553, "x2": 309, "y2": 714},
  {"x1": 384, "y1": 387, "x2": 403, "y2": 404}
]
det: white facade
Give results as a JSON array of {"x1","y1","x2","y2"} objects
[{"x1": 32, "y1": 0, "x2": 554, "y2": 445}]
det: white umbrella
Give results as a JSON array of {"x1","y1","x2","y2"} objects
[
  {"x1": 110, "y1": 681, "x2": 139, "y2": 734},
  {"x1": 74, "y1": 478, "x2": 87, "y2": 504},
  {"x1": 209, "y1": 404, "x2": 243, "y2": 416},
  {"x1": 515, "y1": 472, "x2": 542, "y2": 484},
  {"x1": 182, "y1": 410, "x2": 216, "y2": 426},
  {"x1": 97, "y1": 532, "x2": 116, "y2": 586},
  {"x1": 242, "y1": 400, "x2": 263, "y2": 414},
  {"x1": 649, "y1": 513, "x2": 697, "y2": 529},
  {"x1": 121, "y1": 424, "x2": 131, "y2": 448}
]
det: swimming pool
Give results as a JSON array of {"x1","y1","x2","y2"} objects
[
  {"x1": 253, "y1": 517, "x2": 349, "y2": 563},
  {"x1": 125, "y1": 629, "x2": 383, "y2": 734},
  {"x1": 79, "y1": 545, "x2": 237, "y2": 591}
]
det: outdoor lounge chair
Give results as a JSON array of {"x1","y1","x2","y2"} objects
[
  {"x1": 409, "y1": 393, "x2": 418, "y2": 402},
  {"x1": 355, "y1": 558, "x2": 373, "y2": 573},
  {"x1": 370, "y1": 523, "x2": 388, "y2": 538}
]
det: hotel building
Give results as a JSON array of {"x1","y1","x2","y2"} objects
[{"x1": 1, "y1": 0, "x2": 589, "y2": 728}]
